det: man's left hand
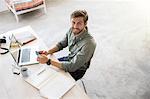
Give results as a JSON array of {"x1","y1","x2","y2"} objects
[{"x1": 37, "y1": 54, "x2": 49, "y2": 64}]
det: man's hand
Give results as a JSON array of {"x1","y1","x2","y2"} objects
[
  {"x1": 37, "y1": 54, "x2": 49, "y2": 64},
  {"x1": 37, "y1": 54, "x2": 63, "y2": 69},
  {"x1": 38, "y1": 50, "x2": 49, "y2": 55}
]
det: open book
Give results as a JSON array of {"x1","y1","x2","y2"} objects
[
  {"x1": 24, "y1": 66, "x2": 75, "y2": 99},
  {"x1": 13, "y1": 30, "x2": 36, "y2": 46}
]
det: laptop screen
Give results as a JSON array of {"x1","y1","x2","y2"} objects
[
  {"x1": 9, "y1": 34, "x2": 38, "y2": 66},
  {"x1": 9, "y1": 34, "x2": 21, "y2": 65},
  {"x1": 10, "y1": 49, "x2": 21, "y2": 65}
]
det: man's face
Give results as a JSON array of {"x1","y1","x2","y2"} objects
[{"x1": 71, "y1": 17, "x2": 86, "y2": 35}]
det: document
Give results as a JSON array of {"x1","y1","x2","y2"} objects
[
  {"x1": 39, "y1": 73, "x2": 75, "y2": 99},
  {"x1": 24, "y1": 66, "x2": 75, "y2": 99}
]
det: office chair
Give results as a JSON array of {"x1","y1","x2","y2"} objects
[{"x1": 80, "y1": 78, "x2": 87, "y2": 94}]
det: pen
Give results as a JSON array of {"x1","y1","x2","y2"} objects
[
  {"x1": 37, "y1": 68, "x2": 46, "y2": 76},
  {"x1": 23, "y1": 38, "x2": 36, "y2": 45}
]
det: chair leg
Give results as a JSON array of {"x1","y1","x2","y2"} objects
[
  {"x1": 14, "y1": 14, "x2": 19, "y2": 22},
  {"x1": 80, "y1": 79, "x2": 87, "y2": 94}
]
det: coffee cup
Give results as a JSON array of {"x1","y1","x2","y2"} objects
[{"x1": 21, "y1": 67, "x2": 28, "y2": 77}]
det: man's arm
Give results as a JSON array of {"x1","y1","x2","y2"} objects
[
  {"x1": 38, "y1": 41, "x2": 96, "y2": 71},
  {"x1": 50, "y1": 59, "x2": 63, "y2": 69},
  {"x1": 38, "y1": 46, "x2": 59, "y2": 55},
  {"x1": 38, "y1": 30, "x2": 70, "y2": 68},
  {"x1": 47, "y1": 46, "x2": 60, "y2": 55},
  {"x1": 47, "y1": 33, "x2": 69, "y2": 55},
  {"x1": 39, "y1": 33, "x2": 68, "y2": 55},
  {"x1": 49, "y1": 39, "x2": 96, "y2": 72},
  {"x1": 37, "y1": 54, "x2": 63, "y2": 69},
  {"x1": 61, "y1": 40, "x2": 96, "y2": 72}
]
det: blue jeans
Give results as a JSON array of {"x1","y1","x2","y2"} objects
[{"x1": 58, "y1": 56, "x2": 69, "y2": 61}]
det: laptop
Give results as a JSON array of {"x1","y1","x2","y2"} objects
[
  {"x1": 10, "y1": 46, "x2": 39, "y2": 66},
  {"x1": 9, "y1": 33, "x2": 39, "y2": 66}
]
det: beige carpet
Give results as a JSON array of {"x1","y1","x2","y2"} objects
[{"x1": 0, "y1": 0, "x2": 150, "y2": 99}]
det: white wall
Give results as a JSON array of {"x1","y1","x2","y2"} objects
[{"x1": 0, "y1": 0, "x2": 8, "y2": 12}]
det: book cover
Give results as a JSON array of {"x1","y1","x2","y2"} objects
[{"x1": 13, "y1": 31, "x2": 36, "y2": 46}]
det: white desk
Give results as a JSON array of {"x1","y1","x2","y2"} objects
[{"x1": 0, "y1": 26, "x2": 90, "y2": 99}]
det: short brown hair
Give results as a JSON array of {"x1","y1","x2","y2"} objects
[{"x1": 71, "y1": 10, "x2": 88, "y2": 23}]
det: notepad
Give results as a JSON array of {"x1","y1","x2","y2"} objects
[
  {"x1": 24, "y1": 66, "x2": 75, "y2": 99},
  {"x1": 13, "y1": 30, "x2": 36, "y2": 46}
]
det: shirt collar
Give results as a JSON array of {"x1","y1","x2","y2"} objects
[{"x1": 73, "y1": 28, "x2": 88, "y2": 43}]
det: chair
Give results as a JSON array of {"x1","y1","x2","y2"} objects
[
  {"x1": 5, "y1": 0, "x2": 47, "y2": 22},
  {"x1": 78, "y1": 55, "x2": 96, "y2": 94},
  {"x1": 76, "y1": 77, "x2": 87, "y2": 94},
  {"x1": 80, "y1": 78, "x2": 87, "y2": 94}
]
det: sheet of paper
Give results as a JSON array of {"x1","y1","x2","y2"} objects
[
  {"x1": 39, "y1": 73, "x2": 75, "y2": 99},
  {"x1": 24, "y1": 67, "x2": 58, "y2": 89}
]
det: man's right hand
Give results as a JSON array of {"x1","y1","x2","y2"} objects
[
  {"x1": 38, "y1": 46, "x2": 59, "y2": 56},
  {"x1": 38, "y1": 50, "x2": 49, "y2": 55}
]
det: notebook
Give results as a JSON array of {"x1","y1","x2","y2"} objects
[
  {"x1": 12, "y1": 30, "x2": 36, "y2": 46},
  {"x1": 10, "y1": 46, "x2": 39, "y2": 66},
  {"x1": 24, "y1": 66, "x2": 75, "y2": 99}
]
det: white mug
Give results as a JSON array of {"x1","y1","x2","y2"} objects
[{"x1": 21, "y1": 67, "x2": 28, "y2": 77}]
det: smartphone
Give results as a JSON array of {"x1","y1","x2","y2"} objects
[{"x1": 35, "y1": 51, "x2": 40, "y2": 56}]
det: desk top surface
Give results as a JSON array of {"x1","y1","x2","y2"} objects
[{"x1": 0, "y1": 26, "x2": 90, "y2": 99}]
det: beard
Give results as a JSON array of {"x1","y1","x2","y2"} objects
[{"x1": 72, "y1": 28, "x2": 83, "y2": 35}]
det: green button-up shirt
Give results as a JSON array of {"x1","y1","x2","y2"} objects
[{"x1": 57, "y1": 28, "x2": 96, "y2": 72}]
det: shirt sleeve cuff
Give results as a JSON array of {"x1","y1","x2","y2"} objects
[
  {"x1": 56, "y1": 43, "x2": 63, "y2": 51},
  {"x1": 61, "y1": 62, "x2": 69, "y2": 72}
]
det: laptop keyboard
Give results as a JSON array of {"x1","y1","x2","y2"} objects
[{"x1": 21, "y1": 48, "x2": 31, "y2": 63}]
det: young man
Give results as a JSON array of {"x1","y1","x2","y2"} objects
[{"x1": 37, "y1": 10, "x2": 96, "y2": 81}]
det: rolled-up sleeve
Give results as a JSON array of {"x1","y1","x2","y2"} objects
[
  {"x1": 56, "y1": 33, "x2": 68, "y2": 51},
  {"x1": 61, "y1": 40, "x2": 96, "y2": 72}
]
